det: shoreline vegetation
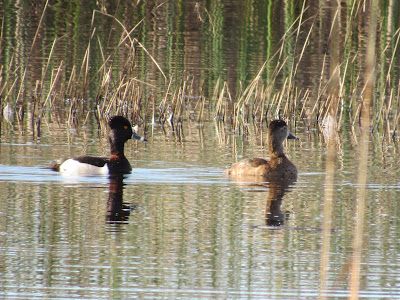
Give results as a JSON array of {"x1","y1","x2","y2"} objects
[{"x1": 0, "y1": 1, "x2": 399, "y2": 142}]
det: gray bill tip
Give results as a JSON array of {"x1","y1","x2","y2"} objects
[
  {"x1": 287, "y1": 132, "x2": 299, "y2": 140},
  {"x1": 132, "y1": 132, "x2": 147, "y2": 141}
]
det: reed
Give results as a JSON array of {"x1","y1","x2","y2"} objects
[{"x1": 0, "y1": 1, "x2": 399, "y2": 143}]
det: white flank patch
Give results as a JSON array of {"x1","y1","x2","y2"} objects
[{"x1": 59, "y1": 159, "x2": 109, "y2": 176}]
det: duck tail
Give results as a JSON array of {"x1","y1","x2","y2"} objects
[
  {"x1": 44, "y1": 159, "x2": 66, "y2": 172},
  {"x1": 224, "y1": 168, "x2": 232, "y2": 175}
]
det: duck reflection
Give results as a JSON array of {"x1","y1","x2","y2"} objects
[
  {"x1": 230, "y1": 175, "x2": 296, "y2": 226},
  {"x1": 265, "y1": 180, "x2": 294, "y2": 226},
  {"x1": 106, "y1": 174, "x2": 133, "y2": 226}
]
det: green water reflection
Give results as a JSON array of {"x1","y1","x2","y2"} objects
[{"x1": 3, "y1": 1, "x2": 400, "y2": 104}]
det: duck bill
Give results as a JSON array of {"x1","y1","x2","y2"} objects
[
  {"x1": 287, "y1": 132, "x2": 299, "y2": 140},
  {"x1": 132, "y1": 132, "x2": 147, "y2": 141}
]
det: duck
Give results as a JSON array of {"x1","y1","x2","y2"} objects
[
  {"x1": 225, "y1": 119, "x2": 298, "y2": 181},
  {"x1": 51, "y1": 116, "x2": 146, "y2": 176}
]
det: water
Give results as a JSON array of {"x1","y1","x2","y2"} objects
[
  {"x1": 2, "y1": 1, "x2": 400, "y2": 299},
  {"x1": 1, "y1": 120, "x2": 400, "y2": 299}
]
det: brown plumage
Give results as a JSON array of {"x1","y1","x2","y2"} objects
[{"x1": 225, "y1": 120, "x2": 298, "y2": 182}]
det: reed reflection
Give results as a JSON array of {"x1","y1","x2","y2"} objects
[{"x1": 106, "y1": 174, "x2": 133, "y2": 227}]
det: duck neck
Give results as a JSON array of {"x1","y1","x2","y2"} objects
[
  {"x1": 109, "y1": 138, "x2": 126, "y2": 160},
  {"x1": 268, "y1": 138, "x2": 286, "y2": 159}
]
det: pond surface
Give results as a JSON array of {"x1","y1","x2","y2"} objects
[
  {"x1": 1, "y1": 120, "x2": 400, "y2": 299},
  {"x1": 1, "y1": 0, "x2": 400, "y2": 299}
]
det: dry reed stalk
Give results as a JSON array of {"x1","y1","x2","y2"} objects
[
  {"x1": 176, "y1": 81, "x2": 187, "y2": 122},
  {"x1": 97, "y1": 35, "x2": 106, "y2": 67},
  {"x1": 136, "y1": 40, "x2": 166, "y2": 82},
  {"x1": 213, "y1": 119, "x2": 224, "y2": 144},
  {"x1": 297, "y1": 89, "x2": 310, "y2": 118},
  {"x1": 268, "y1": 92, "x2": 278, "y2": 114},
  {"x1": 94, "y1": 37, "x2": 110, "y2": 106},
  {"x1": 393, "y1": 80, "x2": 400, "y2": 135},
  {"x1": 386, "y1": 89, "x2": 394, "y2": 119},
  {"x1": 336, "y1": 97, "x2": 344, "y2": 132},
  {"x1": 235, "y1": 75, "x2": 260, "y2": 119},
  {"x1": 351, "y1": 103, "x2": 362, "y2": 127},
  {"x1": 2, "y1": 77, "x2": 19, "y2": 106},
  {"x1": 66, "y1": 66, "x2": 77, "y2": 96},
  {"x1": 175, "y1": 85, "x2": 185, "y2": 123},
  {"x1": 212, "y1": 77, "x2": 221, "y2": 111},
  {"x1": 0, "y1": 54, "x2": 18, "y2": 101},
  {"x1": 117, "y1": 82, "x2": 131, "y2": 116},
  {"x1": 283, "y1": 86, "x2": 294, "y2": 117},
  {"x1": 290, "y1": 17, "x2": 315, "y2": 89},
  {"x1": 339, "y1": 54, "x2": 352, "y2": 100},
  {"x1": 285, "y1": 3, "x2": 313, "y2": 102},
  {"x1": 104, "y1": 80, "x2": 127, "y2": 115},
  {"x1": 0, "y1": 75, "x2": 3, "y2": 106},
  {"x1": 38, "y1": 37, "x2": 59, "y2": 99},
  {"x1": 97, "y1": 67, "x2": 113, "y2": 109},
  {"x1": 256, "y1": 88, "x2": 266, "y2": 122},
  {"x1": 159, "y1": 79, "x2": 173, "y2": 122},
  {"x1": 384, "y1": 28, "x2": 400, "y2": 88},
  {"x1": 132, "y1": 84, "x2": 145, "y2": 124},
  {"x1": 0, "y1": 16, "x2": 3, "y2": 53},
  {"x1": 315, "y1": 54, "x2": 328, "y2": 107},
  {"x1": 196, "y1": 95, "x2": 207, "y2": 123},
  {"x1": 194, "y1": 80, "x2": 206, "y2": 123},
  {"x1": 300, "y1": 89, "x2": 311, "y2": 119},
  {"x1": 166, "y1": 85, "x2": 180, "y2": 125},
  {"x1": 374, "y1": 94, "x2": 386, "y2": 128},
  {"x1": 87, "y1": 11, "x2": 132, "y2": 84},
  {"x1": 231, "y1": 8, "x2": 314, "y2": 127},
  {"x1": 3, "y1": 0, "x2": 399, "y2": 142},
  {"x1": 274, "y1": 78, "x2": 288, "y2": 116},
  {"x1": 93, "y1": 0, "x2": 168, "y2": 49},
  {"x1": 41, "y1": 61, "x2": 64, "y2": 113},
  {"x1": 76, "y1": 28, "x2": 95, "y2": 100},
  {"x1": 186, "y1": 77, "x2": 196, "y2": 120},
  {"x1": 223, "y1": 82, "x2": 233, "y2": 122},
  {"x1": 151, "y1": 97, "x2": 156, "y2": 125},
  {"x1": 253, "y1": 84, "x2": 268, "y2": 122},
  {"x1": 214, "y1": 82, "x2": 225, "y2": 119}
]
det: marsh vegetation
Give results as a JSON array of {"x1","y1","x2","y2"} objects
[
  {"x1": 1, "y1": 1, "x2": 400, "y2": 299},
  {"x1": 1, "y1": 1, "x2": 399, "y2": 141}
]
